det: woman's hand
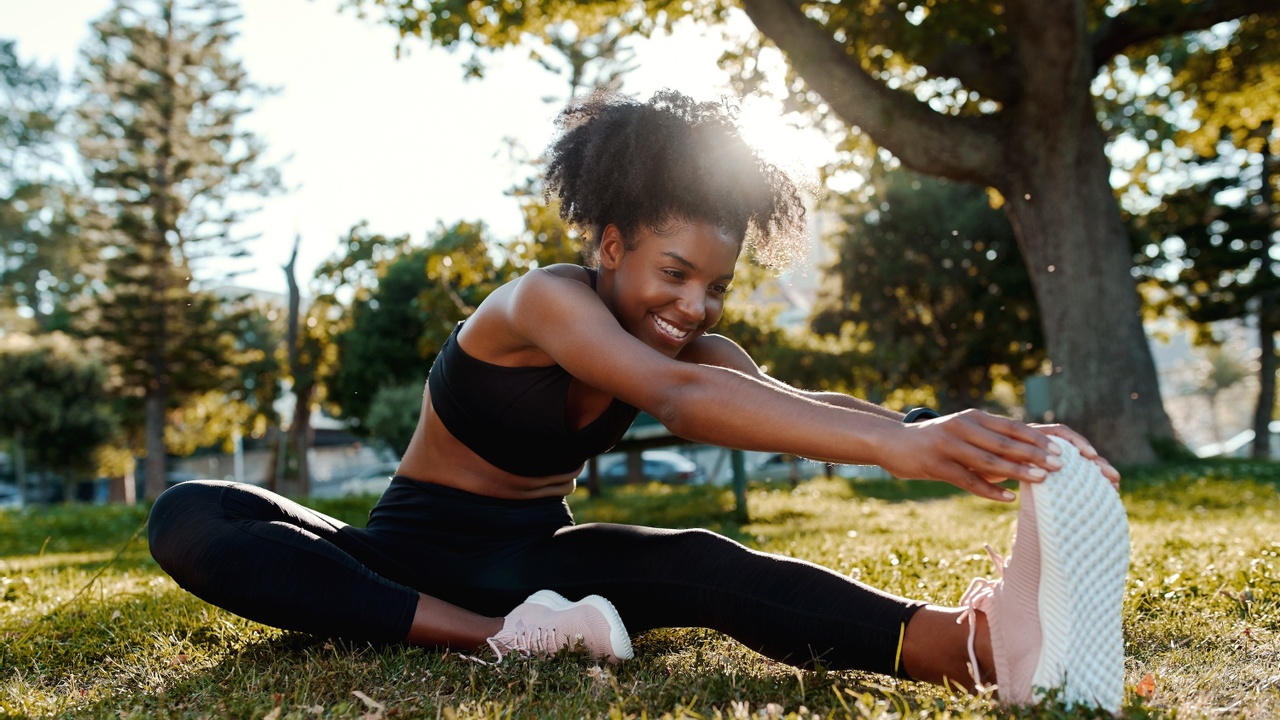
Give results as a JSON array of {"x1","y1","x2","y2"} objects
[
  {"x1": 877, "y1": 409, "x2": 1068, "y2": 502},
  {"x1": 1029, "y1": 422, "x2": 1121, "y2": 490}
]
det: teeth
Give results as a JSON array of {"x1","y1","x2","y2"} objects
[{"x1": 654, "y1": 316, "x2": 688, "y2": 339}]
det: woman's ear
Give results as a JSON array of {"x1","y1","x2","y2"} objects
[{"x1": 598, "y1": 224, "x2": 626, "y2": 269}]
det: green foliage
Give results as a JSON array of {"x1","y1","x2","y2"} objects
[
  {"x1": 338, "y1": 0, "x2": 703, "y2": 76},
  {"x1": 92, "y1": 282, "x2": 247, "y2": 434},
  {"x1": 1103, "y1": 15, "x2": 1278, "y2": 209},
  {"x1": 0, "y1": 40, "x2": 88, "y2": 330},
  {"x1": 0, "y1": 333, "x2": 118, "y2": 478},
  {"x1": 507, "y1": 177, "x2": 586, "y2": 269},
  {"x1": 304, "y1": 222, "x2": 417, "y2": 420},
  {"x1": 1121, "y1": 16, "x2": 1279, "y2": 332},
  {"x1": 717, "y1": 262, "x2": 886, "y2": 402},
  {"x1": 365, "y1": 382, "x2": 426, "y2": 456},
  {"x1": 224, "y1": 298, "x2": 286, "y2": 436},
  {"x1": 0, "y1": 40, "x2": 60, "y2": 159},
  {"x1": 317, "y1": 220, "x2": 521, "y2": 431},
  {"x1": 3, "y1": 463, "x2": 1278, "y2": 717},
  {"x1": 320, "y1": 222, "x2": 488, "y2": 427},
  {"x1": 77, "y1": 0, "x2": 280, "y2": 271},
  {"x1": 316, "y1": 196, "x2": 589, "y2": 432},
  {"x1": 422, "y1": 220, "x2": 510, "y2": 337},
  {"x1": 1131, "y1": 171, "x2": 1278, "y2": 329},
  {"x1": 328, "y1": 248, "x2": 438, "y2": 426},
  {"x1": 813, "y1": 170, "x2": 1043, "y2": 411},
  {"x1": 1173, "y1": 15, "x2": 1280, "y2": 159}
]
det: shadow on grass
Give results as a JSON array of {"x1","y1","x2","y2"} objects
[
  {"x1": 568, "y1": 482, "x2": 753, "y2": 542},
  {"x1": 1119, "y1": 456, "x2": 1280, "y2": 490},
  {"x1": 843, "y1": 477, "x2": 971, "y2": 503}
]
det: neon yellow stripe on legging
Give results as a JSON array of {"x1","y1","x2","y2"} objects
[{"x1": 893, "y1": 621, "x2": 906, "y2": 675}]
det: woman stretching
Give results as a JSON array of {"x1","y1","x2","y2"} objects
[{"x1": 149, "y1": 90, "x2": 1129, "y2": 711}]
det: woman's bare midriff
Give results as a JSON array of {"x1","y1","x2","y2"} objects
[{"x1": 396, "y1": 391, "x2": 580, "y2": 500}]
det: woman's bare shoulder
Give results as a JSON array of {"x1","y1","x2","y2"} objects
[
  {"x1": 491, "y1": 264, "x2": 598, "y2": 328},
  {"x1": 679, "y1": 333, "x2": 761, "y2": 375},
  {"x1": 538, "y1": 263, "x2": 591, "y2": 284}
]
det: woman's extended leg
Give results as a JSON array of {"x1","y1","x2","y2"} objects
[
  {"x1": 901, "y1": 605, "x2": 994, "y2": 690},
  {"x1": 523, "y1": 523, "x2": 928, "y2": 676}
]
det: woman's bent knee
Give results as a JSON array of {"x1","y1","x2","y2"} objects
[{"x1": 147, "y1": 480, "x2": 230, "y2": 577}]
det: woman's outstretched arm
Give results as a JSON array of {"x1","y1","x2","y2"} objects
[
  {"x1": 493, "y1": 269, "x2": 1084, "y2": 502},
  {"x1": 680, "y1": 331, "x2": 1119, "y2": 487}
]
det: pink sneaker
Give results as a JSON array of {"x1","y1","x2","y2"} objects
[
  {"x1": 487, "y1": 590, "x2": 633, "y2": 663},
  {"x1": 958, "y1": 437, "x2": 1129, "y2": 710}
]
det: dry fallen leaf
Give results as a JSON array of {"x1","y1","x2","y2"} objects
[
  {"x1": 352, "y1": 690, "x2": 385, "y2": 719},
  {"x1": 1136, "y1": 673, "x2": 1156, "y2": 698}
]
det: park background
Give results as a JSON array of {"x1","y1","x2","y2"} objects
[{"x1": 0, "y1": 0, "x2": 1277, "y2": 718}]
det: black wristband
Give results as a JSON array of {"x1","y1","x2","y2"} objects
[{"x1": 902, "y1": 407, "x2": 941, "y2": 423}]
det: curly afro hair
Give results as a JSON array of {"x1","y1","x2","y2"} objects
[{"x1": 542, "y1": 89, "x2": 807, "y2": 269}]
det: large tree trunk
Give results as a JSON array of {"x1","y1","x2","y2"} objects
[
  {"x1": 999, "y1": 108, "x2": 1176, "y2": 464},
  {"x1": 988, "y1": 0, "x2": 1175, "y2": 464},
  {"x1": 1003, "y1": 127, "x2": 1172, "y2": 458}
]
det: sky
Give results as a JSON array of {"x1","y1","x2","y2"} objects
[{"x1": 1, "y1": 0, "x2": 831, "y2": 295}]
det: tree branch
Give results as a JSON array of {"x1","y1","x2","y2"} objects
[
  {"x1": 1091, "y1": 0, "x2": 1280, "y2": 71},
  {"x1": 917, "y1": 41, "x2": 1019, "y2": 105},
  {"x1": 740, "y1": 0, "x2": 1003, "y2": 185}
]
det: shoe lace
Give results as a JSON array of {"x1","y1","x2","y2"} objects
[
  {"x1": 487, "y1": 620, "x2": 566, "y2": 662},
  {"x1": 956, "y1": 544, "x2": 1005, "y2": 693}
]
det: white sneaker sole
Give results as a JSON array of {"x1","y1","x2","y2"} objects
[
  {"x1": 1029, "y1": 437, "x2": 1129, "y2": 711},
  {"x1": 525, "y1": 589, "x2": 635, "y2": 661}
]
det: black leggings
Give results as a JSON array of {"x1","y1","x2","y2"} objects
[{"x1": 148, "y1": 477, "x2": 923, "y2": 675}]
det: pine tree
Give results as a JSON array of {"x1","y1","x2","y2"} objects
[
  {"x1": 0, "y1": 40, "x2": 88, "y2": 331},
  {"x1": 76, "y1": 0, "x2": 280, "y2": 499}
]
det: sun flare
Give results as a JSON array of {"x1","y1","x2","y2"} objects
[{"x1": 734, "y1": 96, "x2": 831, "y2": 183}]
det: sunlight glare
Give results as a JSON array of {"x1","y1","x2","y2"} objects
[{"x1": 735, "y1": 96, "x2": 832, "y2": 188}]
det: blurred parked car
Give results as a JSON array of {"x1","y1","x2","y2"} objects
[
  {"x1": 325, "y1": 462, "x2": 401, "y2": 498},
  {"x1": 0, "y1": 484, "x2": 23, "y2": 510},
  {"x1": 583, "y1": 450, "x2": 706, "y2": 485},
  {"x1": 165, "y1": 471, "x2": 221, "y2": 488},
  {"x1": 748, "y1": 454, "x2": 824, "y2": 484}
]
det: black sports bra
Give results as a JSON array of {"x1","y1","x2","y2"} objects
[{"x1": 426, "y1": 271, "x2": 639, "y2": 477}]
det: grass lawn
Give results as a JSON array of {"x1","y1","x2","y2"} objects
[{"x1": 1, "y1": 461, "x2": 1277, "y2": 719}]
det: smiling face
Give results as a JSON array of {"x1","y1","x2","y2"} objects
[{"x1": 597, "y1": 218, "x2": 740, "y2": 357}]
